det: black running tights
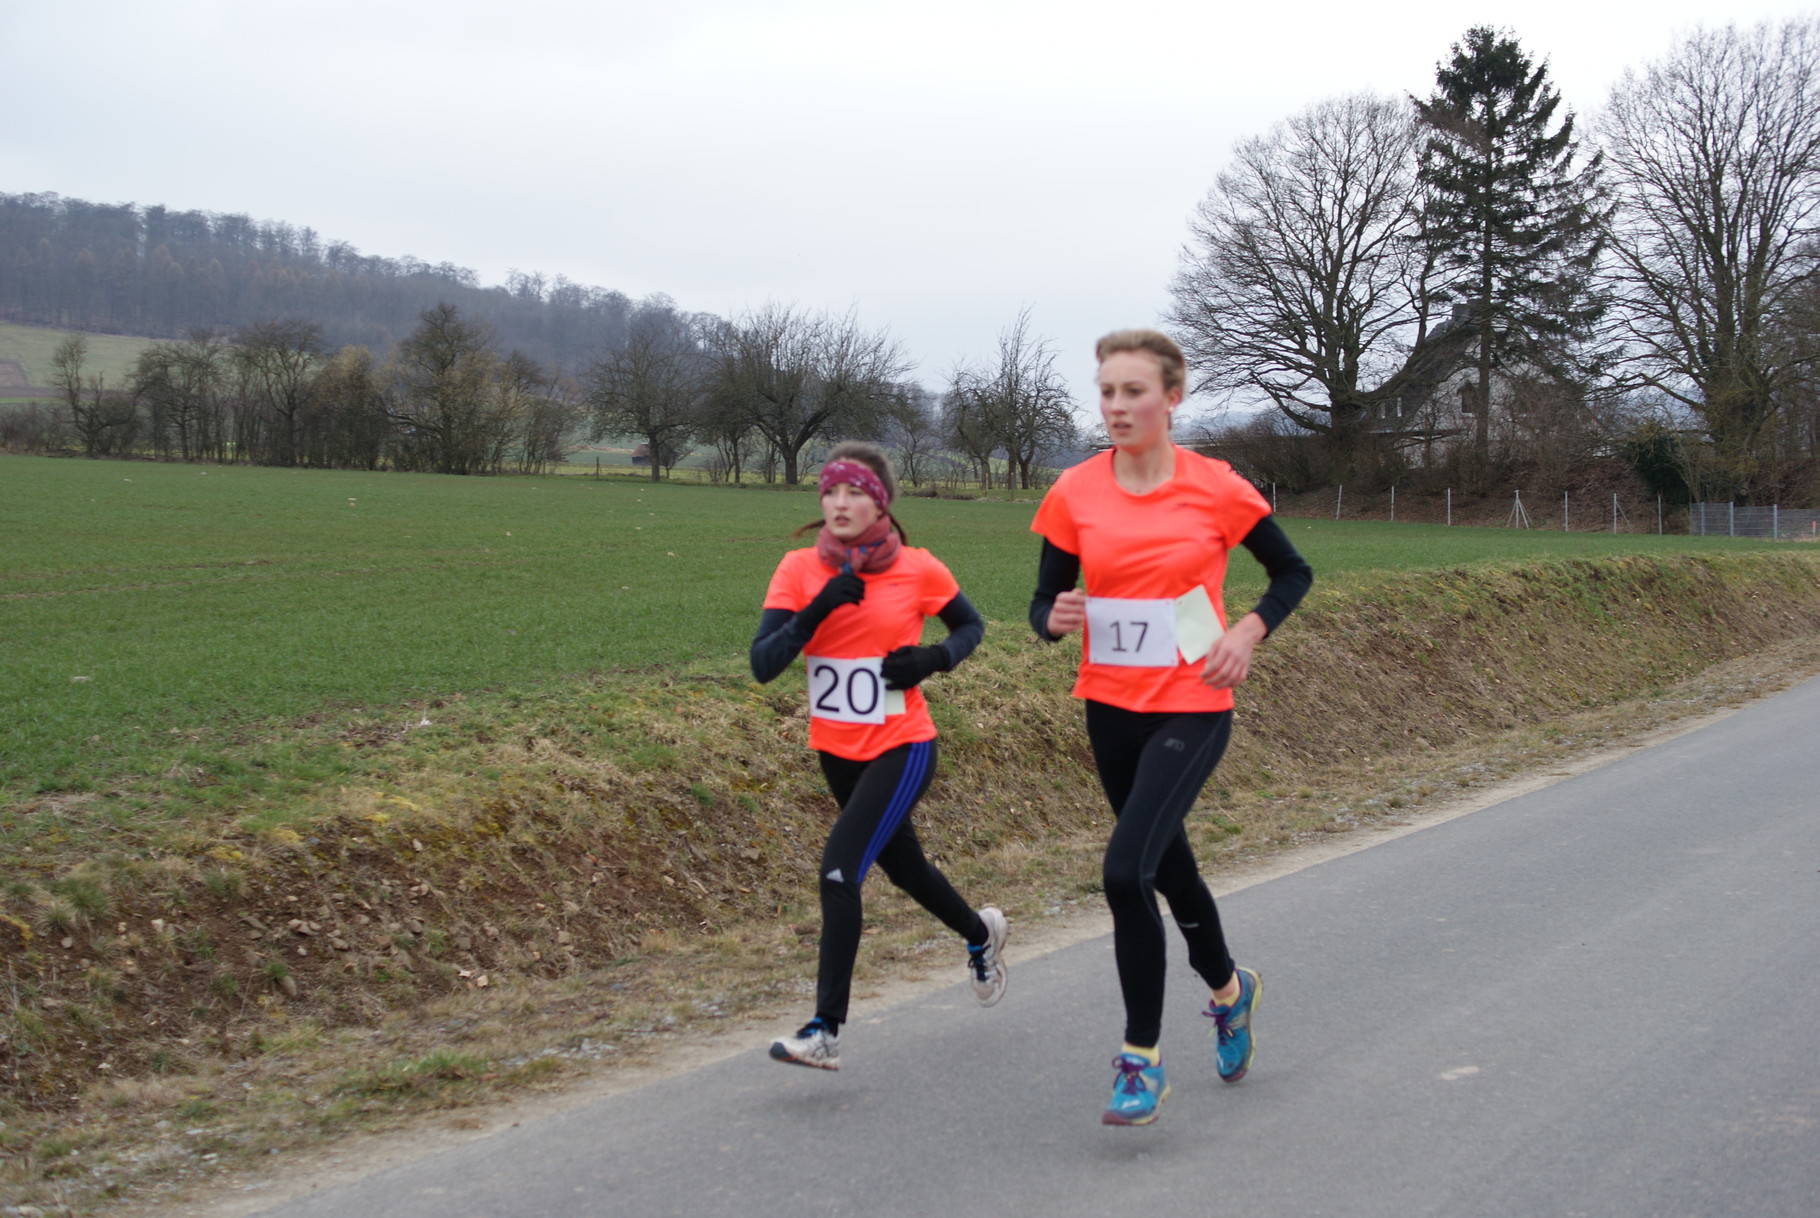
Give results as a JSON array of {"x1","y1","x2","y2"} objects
[
  {"x1": 814, "y1": 740, "x2": 986, "y2": 1029},
  {"x1": 1085, "y1": 701, "x2": 1237, "y2": 1048}
]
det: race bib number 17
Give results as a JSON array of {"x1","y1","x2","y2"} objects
[
  {"x1": 806, "y1": 655, "x2": 894, "y2": 724},
  {"x1": 1085, "y1": 597, "x2": 1179, "y2": 667}
]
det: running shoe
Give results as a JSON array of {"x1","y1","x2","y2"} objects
[
  {"x1": 1101, "y1": 1052, "x2": 1169, "y2": 1126},
  {"x1": 769, "y1": 1018, "x2": 841, "y2": 1070},
  {"x1": 1205, "y1": 966, "x2": 1260, "y2": 1082},
  {"x1": 968, "y1": 906, "x2": 1010, "y2": 1006}
]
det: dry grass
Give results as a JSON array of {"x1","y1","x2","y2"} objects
[{"x1": 3, "y1": 551, "x2": 1820, "y2": 1215}]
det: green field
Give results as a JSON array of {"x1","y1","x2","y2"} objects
[
  {"x1": 0, "y1": 319, "x2": 159, "y2": 389},
  {"x1": 2, "y1": 452, "x2": 1784, "y2": 796}
]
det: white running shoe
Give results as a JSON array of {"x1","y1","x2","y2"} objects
[
  {"x1": 968, "y1": 906, "x2": 1009, "y2": 1006},
  {"x1": 769, "y1": 1018, "x2": 841, "y2": 1070}
]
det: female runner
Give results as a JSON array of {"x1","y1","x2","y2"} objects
[
  {"x1": 752, "y1": 440, "x2": 1008, "y2": 1070},
  {"x1": 1029, "y1": 330, "x2": 1312, "y2": 1124}
]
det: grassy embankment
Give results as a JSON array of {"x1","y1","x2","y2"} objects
[{"x1": 4, "y1": 452, "x2": 1820, "y2": 1212}]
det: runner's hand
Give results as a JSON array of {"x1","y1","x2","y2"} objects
[
  {"x1": 1046, "y1": 589, "x2": 1087, "y2": 637},
  {"x1": 881, "y1": 645, "x2": 948, "y2": 690},
  {"x1": 1200, "y1": 612, "x2": 1266, "y2": 689},
  {"x1": 798, "y1": 572, "x2": 865, "y2": 628}
]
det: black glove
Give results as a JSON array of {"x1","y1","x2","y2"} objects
[
  {"x1": 797, "y1": 572, "x2": 865, "y2": 630},
  {"x1": 881, "y1": 644, "x2": 949, "y2": 690}
]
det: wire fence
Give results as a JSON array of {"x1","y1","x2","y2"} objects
[{"x1": 1686, "y1": 503, "x2": 1820, "y2": 539}]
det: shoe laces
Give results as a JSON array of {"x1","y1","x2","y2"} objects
[
  {"x1": 967, "y1": 943, "x2": 991, "y2": 984},
  {"x1": 1205, "y1": 1006, "x2": 1235, "y2": 1042},
  {"x1": 1111, "y1": 1055, "x2": 1152, "y2": 1096},
  {"x1": 796, "y1": 1019, "x2": 827, "y2": 1040}
]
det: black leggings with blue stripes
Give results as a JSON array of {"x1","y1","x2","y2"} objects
[{"x1": 814, "y1": 740, "x2": 987, "y2": 1029}]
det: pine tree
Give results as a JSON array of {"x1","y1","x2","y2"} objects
[{"x1": 1415, "y1": 27, "x2": 1607, "y2": 456}]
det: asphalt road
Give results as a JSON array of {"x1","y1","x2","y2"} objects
[{"x1": 248, "y1": 677, "x2": 1820, "y2": 1218}]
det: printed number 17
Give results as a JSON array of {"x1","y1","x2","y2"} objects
[{"x1": 1109, "y1": 620, "x2": 1148, "y2": 653}]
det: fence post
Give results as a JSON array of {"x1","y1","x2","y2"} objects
[
  {"x1": 1447, "y1": 488, "x2": 1452, "y2": 526},
  {"x1": 1773, "y1": 504, "x2": 1779, "y2": 540},
  {"x1": 1612, "y1": 492, "x2": 1618, "y2": 534},
  {"x1": 1657, "y1": 495, "x2": 1663, "y2": 535},
  {"x1": 1335, "y1": 485, "x2": 1343, "y2": 521},
  {"x1": 1390, "y1": 485, "x2": 1396, "y2": 522},
  {"x1": 1563, "y1": 490, "x2": 1570, "y2": 532},
  {"x1": 1729, "y1": 502, "x2": 1735, "y2": 537}
]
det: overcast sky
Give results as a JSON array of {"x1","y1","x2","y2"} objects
[{"x1": 5, "y1": 0, "x2": 1816, "y2": 411}]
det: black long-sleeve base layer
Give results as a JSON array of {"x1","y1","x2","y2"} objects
[{"x1": 1028, "y1": 513, "x2": 1312, "y2": 642}]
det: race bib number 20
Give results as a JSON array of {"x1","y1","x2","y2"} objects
[{"x1": 806, "y1": 655, "x2": 905, "y2": 724}]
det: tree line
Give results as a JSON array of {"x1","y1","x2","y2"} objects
[
  {"x1": 4, "y1": 296, "x2": 1082, "y2": 488},
  {"x1": 0, "y1": 191, "x2": 1085, "y2": 485},
  {"x1": 586, "y1": 302, "x2": 1076, "y2": 488},
  {"x1": 1170, "y1": 17, "x2": 1820, "y2": 507}
]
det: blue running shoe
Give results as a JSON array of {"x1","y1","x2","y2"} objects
[
  {"x1": 1101, "y1": 1053, "x2": 1169, "y2": 1125},
  {"x1": 1205, "y1": 966, "x2": 1260, "y2": 1082}
]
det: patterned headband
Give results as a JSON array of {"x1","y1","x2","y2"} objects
[{"x1": 818, "y1": 459, "x2": 890, "y2": 508}]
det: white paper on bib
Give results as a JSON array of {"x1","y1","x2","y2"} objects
[
  {"x1": 1086, "y1": 589, "x2": 1224, "y2": 668},
  {"x1": 1171, "y1": 585, "x2": 1223, "y2": 663},
  {"x1": 805, "y1": 655, "x2": 907, "y2": 724}
]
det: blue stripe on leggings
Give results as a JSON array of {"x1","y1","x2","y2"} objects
[{"x1": 855, "y1": 740, "x2": 930, "y2": 883}]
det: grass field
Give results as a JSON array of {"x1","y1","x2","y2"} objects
[
  {"x1": 0, "y1": 320, "x2": 159, "y2": 389},
  {"x1": 3, "y1": 452, "x2": 1785, "y2": 799}
]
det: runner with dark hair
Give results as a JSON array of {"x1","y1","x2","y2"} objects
[{"x1": 753, "y1": 440, "x2": 1007, "y2": 1071}]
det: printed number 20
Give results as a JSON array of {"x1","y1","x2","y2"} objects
[{"x1": 813, "y1": 664, "x2": 880, "y2": 716}]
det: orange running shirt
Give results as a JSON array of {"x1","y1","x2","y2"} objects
[
  {"x1": 763, "y1": 545, "x2": 961, "y2": 760},
  {"x1": 1030, "y1": 446, "x2": 1270, "y2": 713}
]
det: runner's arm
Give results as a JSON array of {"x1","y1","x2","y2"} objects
[
  {"x1": 749, "y1": 608, "x2": 811, "y2": 684},
  {"x1": 878, "y1": 592, "x2": 982, "y2": 689},
  {"x1": 1238, "y1": 515, "x2": 1313, "y2": 636},
  {"x1": 749, "y1": 571, "x2": 868, "y2": 683},
  {"x1": 1028, "y1": 539, "x2": 1081, "y2": 641},
  {"x1": 932, "y1": 591, "x2": 983, "y2": 670}
]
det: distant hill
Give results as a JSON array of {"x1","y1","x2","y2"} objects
[
  {"x1": 0, "y1": 192, "x2": 676, "y2": 377},
  {"x1": 0, "y1": 320, "x2": 159, "y2": 392}
]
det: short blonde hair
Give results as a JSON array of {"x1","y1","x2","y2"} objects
[{"x1": 1095, "y1": 329, "x2": 1187, "y2": 395}]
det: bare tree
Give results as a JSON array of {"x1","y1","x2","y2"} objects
[
  {"x1": 1600, "y1": 16, "x2": 1820, "y2": 500},
  {"x1": 586, "y1": 309, "x2": 706, "y2": 482},
  {"x1": 503, "y1": 352, "x2": 578, "y2": 474},
  {"x1": 234, "y1": 319, "x2": 324, "y2": 467},
  {"x1": 715, "y1": 304, "x2": 909, "y2": 484},
  {"x1": 310, "y1": 345, "x2": 391, "y2": 470},
  {"x1": 941, "y1": 364, "x2": 1002, "y2": 490},
  {"x1": 51, "y1": 332, "x2": 137, "y2": 456},
  {"x1": 387, "y1": 302, "x2": 509, "y2": 475},
  {"x1": 133, "y1": 333, "x2": 228, "y2": 462},
  {"x1": 881, "y1": 382, "x2": 942, "y2": 488},
  {"x1": 943, "y1": 310, "x2": 1077, "y2": 489},
  {"x1": 1167, "y1": 92, "x2": 1442, "y2": 482},
  {"x1": 49, "y1": 333, "x2": 91, "y2": 449}
]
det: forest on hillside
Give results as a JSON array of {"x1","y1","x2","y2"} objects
[{"x1": 0, "y1": 192, "x2": 637, "y2": 376}]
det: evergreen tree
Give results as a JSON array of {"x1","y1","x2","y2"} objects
[{"x1": 1415, "y1": 27, "x2": 1608, "y2": 455}]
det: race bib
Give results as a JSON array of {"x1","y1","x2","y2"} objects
[
  {"x1": 805, "y1": 655, "x2": 906, "y2": 724},
  {"x1": 1085, "y1": 597, "x2": 1179, "y2": 667}
]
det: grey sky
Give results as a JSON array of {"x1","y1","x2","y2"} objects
[{"x1": 5, "y1": 0, "x2": 1815, "y2": 412}]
